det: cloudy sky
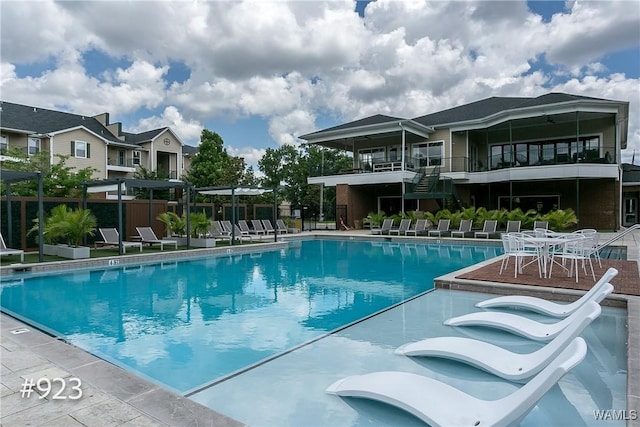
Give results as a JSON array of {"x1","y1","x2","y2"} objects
[{"x1": 1, "y1": 0, "x2": 639, "y2": 170}]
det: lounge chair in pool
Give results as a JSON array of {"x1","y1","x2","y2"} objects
[
  {"x1": 97, "y1": 228, "x2": 142, "y2": 253},
  {"x1": 427, "y1": 219, "x2": 450, "y2": 237},
  {"x1": 395, "y1": 301, "x2": 601, "y2": 382},
  {"x1": 476, "y1": 268, "x2": 618, "y2": 317},
  {"x1": 371, "y1": 219, "x2": 393, "y2": 235},
  {"x1": 276, "y1": 219, "x2": 289, "y2": 233},
  {"x1": 135, "y1": 227, "x2": 178, "y2": 251},
  {"x1": 474, "y1": 220, "x2": 497, "y2": 238},
  {"x1": 326, "y1": 337, "x2": 587, "y2": 427},
  {"x1": 0, "y1": 232, "x2": 24, "y2": 262},
  {"x1": 389, "y1": 219, "x2": 411, "y2": 236},
  {"x1": 450, "y1": 219, "x2": 473, "y2": 238},
  {"x1": 405, "y1": 219, "x2": 428, "y2": 236},
  {"x1": 444, "y1": 283, "x2": 613, "y2": 341}
]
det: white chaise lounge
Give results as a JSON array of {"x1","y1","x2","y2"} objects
[
  {"x1": 444, "y1": 283, "x2": 613, "y2": 341},
  {"x1": 475, "y1": 267, "x2": 618, "y2": 317},
  {"x1": 327, "y1": 338, "x2": 587, "y2": 427},
  {"x1": 395, "y1": 301, "x2": 601, "y2": 382},
  {"x1": 135, "y1": 227, "x2": 178, "y2": 251}
]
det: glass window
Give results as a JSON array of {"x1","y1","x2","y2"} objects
[
  {"x1": 133, "y1": 151, "x2": 141, "y2": 165},
  {"x1": 74, "y1": 141, "x2": 87, "y2": 158},
  {"x1": 0, "y1": 135, "x2": 7, "y2": 154},
  {"x1": 515, "y1": 144, "x2": 528, "y2": 166},
  {"x1": 412, "y1": 141, "x2": 443, "y2": 167},
  {"x1": 28, "y1": 138, "x2": 40, "y2": 156},
  {"x1": 118, "y1": 150, "x2": 125, "y2": 166},
  {"x1": 358, "y1": 148, "x2": 385, "y2": 171}
]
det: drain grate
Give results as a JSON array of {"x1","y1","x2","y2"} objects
[{"x1": 10, "y1": 328, "x2": 29, "y2": 335}]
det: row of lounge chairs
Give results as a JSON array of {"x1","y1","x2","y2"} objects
[
  {"x1": 326, "y1": 267, "x2": 618, "y2": 426},
  {"x1": 371, "y1": 218, "x2": 549, "y2": 239}
]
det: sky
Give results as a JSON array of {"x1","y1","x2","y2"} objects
[{"x1": 1, "y1": 0, "x2": 639, "y2": 172}]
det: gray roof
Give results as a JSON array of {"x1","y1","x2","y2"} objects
[
  {"x1": 300, "y1": 92, "x2": 620, "y2": 139},
  {"x1": 300, "y1": 114, "x2": 405, "y2": 138},
  {"x1": 182, "y1": 145, "x2": 198, "y2": 156},
  {"x1": 0, "y1": 101, "x2": 159, "y2": 147},
  {"x1": 412, "y1": 93, "x2": 612, "y2": 127}
]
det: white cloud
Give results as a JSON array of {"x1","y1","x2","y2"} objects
[{"x1": 0, "y1": 0, "x2": 638, "y2": 163}]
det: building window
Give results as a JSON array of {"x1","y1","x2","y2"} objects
[
  {"x1": 28, "y1": 137, "x2": 40, "y2": 156},
  {"x1": 133, "y1": 151, "x2": 141, "y2": 165},
  {"x1": 71, "y1": 140, "x2": 90, "y2": 158},
  {"x1": 489, "y1": 135, "x2": 601, "y2": 169},
  {"x1": 118, "y1": 150, "x2": 125, "y2": 166},
  {"x1": 357, "y1": 148, "x2": 385, "y2": 171},
  {"x1": 0, "y1": 135, "x2": 7, "y2": 154},
  {"x1": 412, "y1": 141, "x2": 443, "y2": 167}
]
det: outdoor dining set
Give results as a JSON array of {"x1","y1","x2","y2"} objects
[{"x1": 499, "y1": 228, "x2": 601, "y2": 283}]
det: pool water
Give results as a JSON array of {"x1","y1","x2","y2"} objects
[{"x1": 0, "y1": 240, "x2": 501, "y2": 393}]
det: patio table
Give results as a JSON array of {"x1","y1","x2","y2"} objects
[{"x1": 522, "y1": 234, "x2": 582, "y2": 278}]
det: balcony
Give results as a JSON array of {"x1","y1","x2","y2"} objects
[{"x1": 107, "y1": 158, "x2": 136, "y2": 173}]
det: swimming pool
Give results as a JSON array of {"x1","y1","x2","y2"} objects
[
  {"x1": 0, "y1": 239, "x2": 500, "y2": 394},
  {"x1": 0, "y1": 238, "x2": 628, "y2": 426}
]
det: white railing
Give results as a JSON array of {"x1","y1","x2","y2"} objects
[{"x1": 597, "y1": 224, "x2": 640, "y2": 250}]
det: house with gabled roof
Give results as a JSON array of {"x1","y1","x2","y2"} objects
[
  {"x1": 301, "y1": 93, "x2": 630, "y2": 230},
  {"x1": 0, "y1": 101, "x2": 188, "y2": 196}
]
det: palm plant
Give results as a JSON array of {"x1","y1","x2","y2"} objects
[
  {"x1": 543, "y1": 208, "x2": 578, "y2": 231},
  {"x1": 63, "y1": 208, "x2": 97, "y2": 247},
  {"x1": 157, "y1": 212, "x2": 186, "y2": 236},
  {"x1": 366, "y1": 211, "x2": 386, "y2": 228},
  {"x1": 190, "y1": 211, "x2": 212, "y2": 237}
]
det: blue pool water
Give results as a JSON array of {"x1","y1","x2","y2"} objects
[{"x1": 0, "y1": 240, "x2": 500, "y2": 393}]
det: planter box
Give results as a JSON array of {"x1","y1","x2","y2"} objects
[
  {"x1": 56, "y1": 245, "x2": 90, "y2": 259},
  {"x1": 43, "y1": 244, "x2": 59, "y2": 256},
  {"x1": 176, "y1": 237, "x2": 216, "y2": 248}
]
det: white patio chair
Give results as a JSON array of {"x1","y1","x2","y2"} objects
[
  {"x1": 262, "y1": 219, "x2": 276, "y2": 234},
  {"x1": 276, "y1": 219, "x2": 289, "y2": 233},
  {"x1": 251, "y1": 219, "x2": 267, "y2": 235}
]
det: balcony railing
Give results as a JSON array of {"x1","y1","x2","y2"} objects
[
  {"x1": 488, "y1": 151, "x2": 615, "y2": 171},
  {"x1": 107, "y1": 158, "x2": 136, "y2": 167}
]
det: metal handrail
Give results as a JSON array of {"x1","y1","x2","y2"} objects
[{"x1": 597, "y1": 224, "x2": 640, "y2": 249}]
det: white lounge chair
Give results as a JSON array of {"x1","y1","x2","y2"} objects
[
  {"x1": 135, "y1": 227, "x2": 178, "y2": 251},
  {"x1": 450, "y1": 219, "x2": 472, "y2": 238},
  {"x1": 477, "y1": 267, "x2": 618, "y2": 317},
  {"x1": 427, "y1": 219, "x2": 450, "y2": 237},
  {"x1": 505, "y1": 220, "x2": 521, "y2": 234},
  {"x1": 396, "y1": 301, "x2": 601, "y2": 382},
  {"x1": 444, "y1": 283, "x2": 613, "y2": 341},
  {"x1": 326, "y1": 337, "x2": 587, "y2": 427},
  {"x1": 0, "y1": 232, "x2": 24, "y2": 262},
  {"x1": 251, "y1": 219, "x2": 267, "y2": 235},
  {"x1": 371, "y1": 219, "x2": 393, "y2": 235},
  {"x1": 276, "y1": 219, "x2": 289, "y2": 233},
  {"x1": 475, "y1": 220, "x2": 497, "y2": 238},
  {"x1": 262, "y1": 219, "x2": 276, "y2": 234},
  {"x1": 97, "y1": 228, "x2": 142, "y2": 253},
  {"x1": 405, "y1": 219, "x2": 428, "y2": 236},
  {"x1": 389, "y1": 219, "x2": 411, "y2": 236}
]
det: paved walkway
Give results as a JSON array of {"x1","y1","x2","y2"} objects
[{"x1": 1, "y1": 228, "x2": 638, "y2": 426}]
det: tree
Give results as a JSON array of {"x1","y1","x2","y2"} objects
[
  {"x1": 132, "y1": 166, "x2": 171, "y2": 200},
  {"x1": 258, "y1": 144, "x2": 351, "y2": 220},
  {"x1": 1, "y1": 149, "x2": 97, "y2": 197}
]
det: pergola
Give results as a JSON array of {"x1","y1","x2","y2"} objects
[
  {"x1": 83, "y1": 178, "x2": 190, "y2": 255},
  {"x1": 1, "y1": 170, "x2": 44, "y2": 262},
  {"x1": 195, "y1": 185, "x2": 277, "y2": 244}
]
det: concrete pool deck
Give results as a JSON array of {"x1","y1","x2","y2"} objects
[{"x1": 1, "y1": 230, "x2": 638, "y2": 426}]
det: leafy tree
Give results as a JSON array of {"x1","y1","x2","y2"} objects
[
  {"x1": 1, "y1": 149, "x2": 97, "y2": 197},
  {"x1": 132, "y1": 166, "x2": 171, "y2": 200},
  {"x1": 184, "y1": 129, "x2": 252, "y2": 204}
]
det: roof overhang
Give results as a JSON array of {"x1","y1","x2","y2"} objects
[
  {"x1": 301, "y1": 119, "x2": 434, "y2": 145},
  {"x1": 84, "y1": 178, "x2": 187, "y2": 193},
  {"x1": 0, "y1": 126, "x2": 36, "y2": 135},
  {"x1": 196, "y1": 185, "x2": 273, "y2": 196},
  {"x1": 447, "y1": 99, "x2": 628, "y2": 132}
]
